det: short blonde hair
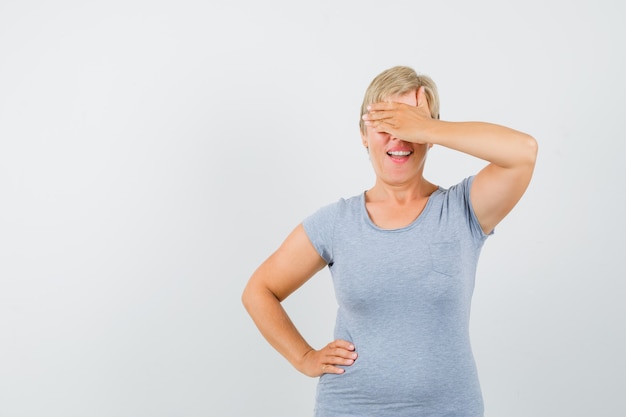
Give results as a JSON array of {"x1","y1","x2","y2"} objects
[{"x1": 359, "y1": 66, "x2": 440, "y2": 134}]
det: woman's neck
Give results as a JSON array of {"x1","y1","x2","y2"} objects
[
  {"x1": 366, "y1": 178, "x2": 438, "y2": 205},
  {"x1": 363, "y1": 178, "x2": 439, "y2": 229}
]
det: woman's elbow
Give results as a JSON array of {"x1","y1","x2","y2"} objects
[
  {"x1": 521, "y1": 133, "x2": 538, "y2": 166},
  {"x1": 241, "y1": 279, "x2": 276, "y2": 313},
  {"x1": 241, "y1": 281, "x2": 256, "y2": 312}
]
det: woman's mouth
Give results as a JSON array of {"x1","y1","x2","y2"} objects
[{"x1": 387, "y1": 150, "x2": 413, "y2": 159}]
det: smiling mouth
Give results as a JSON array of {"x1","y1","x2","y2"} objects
[{"x1": 387, "y1": 151, "x2": 413, "y2": 157}]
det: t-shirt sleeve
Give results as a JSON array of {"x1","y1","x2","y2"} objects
[
  {"x1": 301, "y1": 200, "x2": 340, "y2": 265},
  {"x1": 449, "y1": 176, "x2": 493, "y2": 243}
]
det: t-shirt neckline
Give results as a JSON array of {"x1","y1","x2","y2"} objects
[{"x1": 360, "y1": 187, "x2": 443, "y2": 232}]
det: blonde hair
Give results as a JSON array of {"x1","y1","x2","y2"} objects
[{"x1": 359, "y1": 66, "x2": 440, "y2": 134}]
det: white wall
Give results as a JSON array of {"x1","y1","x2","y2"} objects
[{"x1": 1, "y1": 1, "x2": 624, "y2": 416}]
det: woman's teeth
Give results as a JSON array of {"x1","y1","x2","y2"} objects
[{"x1": 387, "y1": 151, "x2": 412, "y2": 156}]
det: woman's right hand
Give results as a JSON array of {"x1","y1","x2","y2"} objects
[{"x1": 298, "y1": 340, "x2": 358, "y2": 377}]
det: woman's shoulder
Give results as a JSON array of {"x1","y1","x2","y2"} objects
[
  {"x1": 431, "y1": 176, "x2": 491, "y2": 239},
  {"x1": 317, "y1": 192, "x2": 363, "y2": 212},
  {"x1": 304, "y1": 192, "x2": 363, "y2": 225},
  {"x1": 436, "y1": 176, "x2": 473, "y2": 194},
  {"x1": 429, "y1": 176, "x2": 474, "y2": 206}
]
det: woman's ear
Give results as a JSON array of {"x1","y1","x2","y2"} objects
[{"x1": 361, "y1": 131, "x2": 369, "y2": 149}]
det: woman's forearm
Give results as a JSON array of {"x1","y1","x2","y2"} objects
[
  {"x1": 242, "y1": 283, "x2": 314, "y2": 371},
  {"x1": 425, "y1": 120, "x2": 538, "y2": 168}
]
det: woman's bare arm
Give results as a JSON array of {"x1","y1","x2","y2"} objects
[
  {"x1": 363, "y1": 87, "x2": 538, "y2": 233},
  {"x1": 242, "y1": 224, "x2": 357, "y2": 377}
]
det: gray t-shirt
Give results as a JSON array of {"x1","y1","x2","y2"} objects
[{"x1": 303, "y1": 177, "x2": 490, "y2": 417}]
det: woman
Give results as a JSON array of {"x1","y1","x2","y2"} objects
[{"x1": 242, "y1": 66, "x2": 537, "y2": 416}]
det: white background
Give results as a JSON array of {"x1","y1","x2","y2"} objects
[{"x1": 1, "y1": 1, "x2": 624, "y2": 416}]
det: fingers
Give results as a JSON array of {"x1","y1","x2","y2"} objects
[
  {"x1": 331, "y1": 339, "x2": 356, "y2": 352},
  {"x1": 416, "y1": 86, "x2": 430, "y2": 114},
  {"x1": 416, "y1": 85, "x2": 426, "y2": 102},
  {"x1": 328, "y1": 340, "x2": 357, "y2": 362},
  {"x1": 328, "y1": 340, "x2": 358, "y2": 366},
  {"x1": 366, "y1": 101, "x2": 396, "y2": 112},
  {"x1": 319, "y1": 339, "x2": 358, "y2": 375},
  {"x1": 364, "y1": 119, "x2": 393, "y2": 134},
  {"x1": 365, "y1": 86, "x2": 429, "y2": 117},
  {"x1": 321, "y1": 364, "x2": 347, "y2": 375},
  {"x1": 362, "y1": 109, "x2": 395, "y2": 133},
  {"x1": 363, "y1": 102, "x2": 397, "y2": 123},
  {"x1": 363, "y1": 102, "x2": 409, "y2": 134}
]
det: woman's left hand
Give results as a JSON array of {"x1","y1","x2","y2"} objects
[{"x1": 362, "y1": 86, "x2": 434, "y2": 144}]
